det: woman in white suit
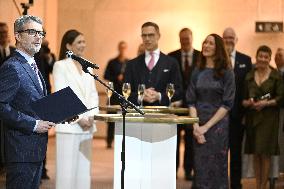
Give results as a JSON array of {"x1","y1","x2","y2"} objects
[{"x1": 53, "y1": 29, "x2": 99, "y2": 189}]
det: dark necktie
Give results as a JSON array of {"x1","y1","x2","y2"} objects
[
  {"x1": 31, "y1": 61, "x2": 43, "y2": 90},
  {"x1": 183, "y1": 54, "x2": 190, "y2": 82},
  {"x1": 2, "y1": 49, "x2": 6, "y2": 59}
]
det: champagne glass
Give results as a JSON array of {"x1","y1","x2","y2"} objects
[
  {"x1": 122, "y1": 83, "x2": 131, "y2": 100},
  {"x1": 106, "y1": 82, "x2": 114, "y2": 106},
  {"x1": 137, "y1": 84, "x2": 145, "y2": 107},
  {"x1": 166, "y1": 83, "x2": 175, "y2": 106}
]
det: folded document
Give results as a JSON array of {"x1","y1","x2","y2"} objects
[{"x1": 31, "y1": 87, "x2": 92, "y2": 123}]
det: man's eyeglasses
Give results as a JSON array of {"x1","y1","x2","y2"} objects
[
  {"x1": 141, "y1": 33, "x2": 156, "y2": 39},
  {"x1": 17, "y1": 29, "x2": 46, "y2": 38}
]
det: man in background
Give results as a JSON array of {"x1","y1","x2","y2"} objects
[
  {"x1": 104, "y1": 41, "x2": 128, "y2": 148},
  {"x1": 0, "y1": 22, "x2": 15, "y2": 65},
  {"x1": 0, "y1": 22, "x2": 16, "y2": 175},
  {"x1": 168, "y1": 28, "x2": 200, "y2": 180},
  {"x1": 223, "y1": 27, "x2": 252, "y2": 189},
  {"x1": 274, "y1": 48, "x2": 284, "y2": 186}
]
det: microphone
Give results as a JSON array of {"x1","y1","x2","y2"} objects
[{"x1": 66, "y1": 51, "x2": 99, "y2": 69}]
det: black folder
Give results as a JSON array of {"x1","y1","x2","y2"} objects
[{"x1": 31, "y1": 87, "x2": 90, "y2": 123}]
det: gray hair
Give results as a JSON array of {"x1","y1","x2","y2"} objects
[{"x1": 14, "y1": 15, "x2": 42, "y2": 33}]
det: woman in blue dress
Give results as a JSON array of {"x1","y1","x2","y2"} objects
[{"x1": 186, "y1": 33, "x2": 235, "y2": 189}]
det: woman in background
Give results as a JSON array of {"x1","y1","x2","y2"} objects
[
  {"x1": 53, "y1": 29, "x2": 99, "y2": 189},
  {"x1": 186, "y1": 33, "x2": 235, "y2": 188},
  {"x1": 242, "y1": 45, "x2": 284, "y2": 189}
]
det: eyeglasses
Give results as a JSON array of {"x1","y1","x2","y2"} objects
[
  {"x1": 141, "y1": 33, "x2": 156, "y2": 39},
  {"x1": 17, "y1": 29, "x2": 46, "y2": 38}
]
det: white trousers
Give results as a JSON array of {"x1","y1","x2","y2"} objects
[{"x1": 56, "y1": 132, "x2": 93, "y2": 189}]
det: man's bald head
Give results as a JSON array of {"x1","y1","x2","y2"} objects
[
  {"x1": 275, "y1": 48, "x2": 284, "y2": 70},
  {"x1": 222, "y1": 27, "x2": 238, "y2": 54}
]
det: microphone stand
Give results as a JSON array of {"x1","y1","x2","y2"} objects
[{"x1": 81, "y1": 65, "x2": 144, "y2": 189}]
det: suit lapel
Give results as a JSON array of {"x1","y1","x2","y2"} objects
[
  {"x1": 177, "y1": 50, "x2": 183, "y2": 73},
  {"x1": 153, "y1": 53, "x2": 165, "y2": 87},
  {"x1": 14, "y1": 52, "x2": 44, "y2": 96},
  {"x1": 137, "y1": 54, "x2": 148, "y2": 84},
  {"x1": 39, "y1": 71, "x2": 47, "y2": 96},
  {"x1": 234, "y1": 52, "x2": 240, "y2": 72},
  {"x1": 65, "y1": 59, "x2": 86, "y2": 98}
]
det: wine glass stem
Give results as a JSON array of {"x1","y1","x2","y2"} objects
[{"x1": 108, "y1": 97, "x2": 110, "y2": 107}]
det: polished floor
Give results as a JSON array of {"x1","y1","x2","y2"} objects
[{"x1": 0, "y1": 137, "x2": 284, "y2": 189}]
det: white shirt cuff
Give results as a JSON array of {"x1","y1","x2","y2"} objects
[{"x1": 33, "y1": 120, "x2": 39, "y2": 132}]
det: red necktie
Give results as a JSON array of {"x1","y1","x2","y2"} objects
[{"x1": 148, "y1": 52, "x2": 155, "y2": 70}]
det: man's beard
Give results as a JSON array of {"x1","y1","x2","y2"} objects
[{"x1": 27, "y1": 44, "x2": 41, "y2": 55}]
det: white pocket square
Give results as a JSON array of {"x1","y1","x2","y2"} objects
[
  {"x1": 239, "y1": 64, "x2": 246, "y2": 68},
  {"x1": 163, "y1": 69, "x2": 169, "y2": 72}
]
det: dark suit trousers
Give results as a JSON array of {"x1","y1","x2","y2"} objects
[
  {"x1": 229, "y1": 119, "x2": 244, "y2": 189},
  {"x1": 0, "y1": 120, "x2": 4, "y2": 168},
  {"x1": 176, "y1": 124, "x2": 194, "y2": 175},
  {"x1": 6, "y1": 162, "x2": 43, "y2": 189},
  {"x1": 106, "y1": 122, "x2": 115, "y2": 146}
]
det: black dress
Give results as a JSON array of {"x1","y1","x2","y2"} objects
[{"x1": 186, "y1": 68, "x2": 235, "y2": 189}]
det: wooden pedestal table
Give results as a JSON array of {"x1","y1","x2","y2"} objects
[{"x1": 94, "y1": 113, "x2": 198, "y2": 189}]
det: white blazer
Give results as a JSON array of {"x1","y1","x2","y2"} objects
[{"x1": 53, "y1": 58, "x2": 99, "y2": 134}]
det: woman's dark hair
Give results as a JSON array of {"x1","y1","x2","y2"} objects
[
  {"x1": 198, "y1": 33, "x2": 231, "y2": 78},
  {"x1": 256, "y1": 45, "x2": 272, "y2": 58},
  {"x1": 58, "y1": 29, "x2": 82, "y2": 60}
]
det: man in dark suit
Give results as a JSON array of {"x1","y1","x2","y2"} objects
[
  {"x1": 273, "y1": 47, "x2": 284, "y2": 189},
  {"x1": 124, "y1": 22, "x2": 182, "y2": 106},
  {"x1": 0, "y1": 15, "x2": 55, "y2": 189},
  {"x1": 0, "y1": 22, "x2": 16, "y2": 65},
  {"x1": 0, "y1": 22, "x2": 16, "y2": 174},
  {"x1": 104, "y1": 41, "x2": 129, "y2": 148},
  {"x1": 223, "y1": 27, "x2": 252, "y2": 189},
  {"x1": 168, "y1": 28, "x2": 200, "y2": 180}
]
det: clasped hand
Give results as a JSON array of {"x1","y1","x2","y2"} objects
[
  {"x1": 78, "y1": 117, "x2": 94, "y2": 131},
  {"x1": 243, "y1": 98, "x2": 267, "y2": 111},
  {"x1": 143, "y1": 88, "x2": 160, "y2": 103},
  {"x1": 193, "y1": 124, "x2": 208, "y2": 144}
]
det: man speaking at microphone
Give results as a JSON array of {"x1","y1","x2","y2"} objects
[{"x1": 0, "y1": 15, "x2": 56, "y2": 189}]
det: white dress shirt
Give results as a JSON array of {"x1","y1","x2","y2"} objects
[{"x1": 230, "y1": 50, "x2": 236, "y2": 68}]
